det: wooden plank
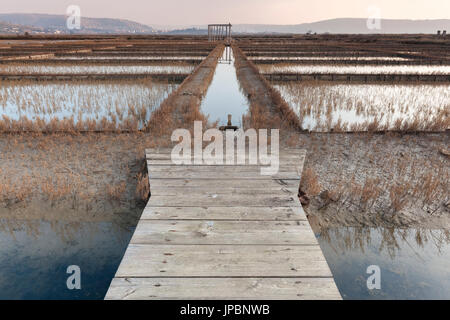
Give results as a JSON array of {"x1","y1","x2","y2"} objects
[
  {"x1": 147, "y1": 159, "x2": 303, "y2": 166},
  {"x1": 146, "y1": 154, "x2": 306, "y2": 163},
  {"x1": 149, "y1": 178, "x2": 300, "y2": 188},
  {"x1": 150, "y1": 186, "x2": 298, "y2": 196},
  {"x1": 147, "y1": 194, "x2": 301, "y2": 207},
  {"x1": 147, "y1": 164, "x2": 300, "y2": 173},
  {"x1": 130, "y1": 220, "x2": 317, "y2": 245},
  {"x1": 141, "y1": 206, "x2": 307, "y2": 221},
  {"x1": 114, "y1": 245, "x2": 333, "y2": 277},
  {"x1": 148, "y1": 170, "x2": 300, "y2": 180},
  {"x1": 106, "y1": 277, "x2": 341, "y2": 300},
  {"x1": 147, "y1": 163, "x2": 303, "y2": 176},
  {"x1": 146, "y1": 148, "x2": 306, "y2": 155}
]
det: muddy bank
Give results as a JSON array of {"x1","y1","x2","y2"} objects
[
  {"x1": 147, "y1": 44, "x2": 224, "y2": 136},
  {"x1": 232, "y1": 45, "x2": 300, "y2": 130},
  {"x1": 0, "y1": 133, "x2": 152, "y2": 222},
  {"x1": 290, "y1": 132, "x2": 449, "y2": 230}
]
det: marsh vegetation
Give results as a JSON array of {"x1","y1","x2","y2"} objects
[
  {"x1": 0, "y1": 79, "x2": 177, "y2": 132},
  {"x1": 275, "y1": 81, "x2": 449, "y2": 131}
]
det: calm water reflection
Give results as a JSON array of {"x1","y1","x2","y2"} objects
[
  {"x1": 0, "y1": 216, "x2": 137, "y2": 300},
  {"x1": 200, "y1": 46, "x2": 249, "y2": 126},
  {"x1": 316, "y1": 227, "x2": 450, "y2": 299}
]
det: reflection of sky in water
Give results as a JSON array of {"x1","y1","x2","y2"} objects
[
  {"x1": 200, "y1": 47, "x2": 249, "y2": 126},
  {"x1": 0, "y1": 65, "x2": 194, "y2": 74},
  {"x1": 251, "y1": 56, "x2": 411, "y2": 61},
  {"x1": 0, "y1": 82, "x2": 177, "y2": 129},
  {"x1": 50, "y1": 56, "x2": 204, "y2": 60},
  {"x1": 0, "y1": 218, "x2": 136, "y2": 299},
  {"x1": 275, "y1": 83, "x2": 450, "y2": 131},
  {"x1": 260, "y1": 64, "x2": 450, "y2": 75},
  {"x1": 316, "y1": 227, "x2": 450, "y2": 299}
]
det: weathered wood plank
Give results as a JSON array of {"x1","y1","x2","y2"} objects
[
  {"x1": 130, "y1": 220, "x2": 317, "y2": 245},
  {"x1": 115, "y1": 245, "x2": 333, "y2": 277},
  {"x1": 149, "y1": 178, "x2": 300, "y2": 188},
  {"x1": 145, "y1": 151, "x2": 305, "y2": 163},
  {"x1": 148, "y1": 194, "x2": 301, "y2": 207},
  {"x1": 146, "y1": 148, "x2": 306, "y2": 156},
  {"x1": 150, "y1": 186, "x2": 298, "y2": 196},
  {"x1": 146, "y1": 153, "x2": 305, "y2": 160},
  {"x1": 141, "y1": 206, "x2": 307, "y2": 221},
  {"x1": 148, "y1": 169, "x2": 300, "y2": 180},
  {"x1": 106, "y1": 277, "x2": 341, "y2": 300},
  {"x1": 147, "y1": 164, "x2": 301, "y2": 173},
  {"x1": 147, "y1": 159, "x2": 304, "y2": 166}
]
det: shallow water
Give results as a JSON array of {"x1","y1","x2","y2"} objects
[
  {"x1": 274, "y1": 82, "x2": 450, "y2": 131},
  {"x1": 50, "y1": 56, "x2": 204, "y2": 61},
  {"x1": 0, "y1": 80, "x2": 177, "y2": 129},
  {"x1": 200, "y1": 47, "x2": 249, "y2": 126},
  {"x1": 316, "y1": 227, "x2": 450, "y2": 299},
  {"x1": 0, "y1": 215, "x2": 138, "y2": 299},
  {"x1": 0, "y1": 64, "x2": 194, "y2": 74},
  {"x1": 251, "y1": 56, "x2": 411, "y2": 61},
  {"x1": 259, "y1": 64, "x2": 450, "y2": 75}
]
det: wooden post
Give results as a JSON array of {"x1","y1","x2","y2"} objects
[{"x1": 208, "y1": 24, "x2": 232, "y2": 42}]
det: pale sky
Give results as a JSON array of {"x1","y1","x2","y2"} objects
[{"x1": 1, "y1": 0, "x2": 449, "y2": 26}]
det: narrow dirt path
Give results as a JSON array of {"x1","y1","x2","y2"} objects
[
  {"x1": 147, "y1": 44, "x2": 224, "y2": 136},
  {"x1": 232, "y1": 45, "x2": 300, "y2": 131}
]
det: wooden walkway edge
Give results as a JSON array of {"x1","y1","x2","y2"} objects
[{"x1": 105, "y1": 148, "x2": 341, "y2": 300}]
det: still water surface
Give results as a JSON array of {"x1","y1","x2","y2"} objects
[
  {"x1": 0, "y1": 216, "x2": 136, "y2": 299},
  {"x1": 316, "y1": 226, "x2": 450, "y2": 299},
  {"x1": 200, "y1": 47, "x2": 249, "y2": 126}
]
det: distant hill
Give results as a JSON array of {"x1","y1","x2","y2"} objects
[
  {"x1": 156, "y1": 18, "x2": 450, "y2": 35},
  {"x1": 1, "y1": 15, "x2": 449, "y2": 35},
  {"x1": 164, "y1": 28, "x2": 207, "y2": 35},
  {"x1": 0, "y1": 20, "x2": 43, "y2": 34},
  {"x1": 233, "y1": 18, "x2": 450, "y2": 34},
  {"x1": 0, "y1": 13, "x2": 155, "y2": 34}
]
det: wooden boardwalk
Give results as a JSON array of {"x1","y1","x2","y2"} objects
[{"x1": 105, "y1": 148, "x2": 341, "y2": 300}]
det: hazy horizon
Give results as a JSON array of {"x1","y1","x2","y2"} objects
[{"x1": 1, "y1": 0, "x2": 449, "y2": 26}]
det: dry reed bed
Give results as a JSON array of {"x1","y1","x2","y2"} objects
[
  {"x1": 0, "y1": 62, "x2": 195, "y2": 74},
  {"x1": 258, "y1": 63, "x2": 450, "y2": 75},
  {"x1": 1, "y1": 58, "x2": 203, "y2": 64},
  {"x1": 251, "y1": 56, "x2": 411, "y2": 61},
  {"x1": 0, "y1": 79, "x2": 177, "y2": 133},
  {"x1": 275, "y1": 81, "x2": 450, "y2": 132},
  {"x1": 252, "y1": 58, "x2": 450, "y2": 66},
  {"x1": 8, "y1": 57, "x2": 204, "y2": 64},
  {"x1": 232, "y1": 45, "x2": 301, "y2": 131},
  {"x1": 295, "y1": 132, "x2": 450, "y2": 229},
  {"x1": 2, "y1": 131, "x2": 447, "y2": 230},
  {"x1": 0, "y1": 133, "x2": 154, "y2": 220}
]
